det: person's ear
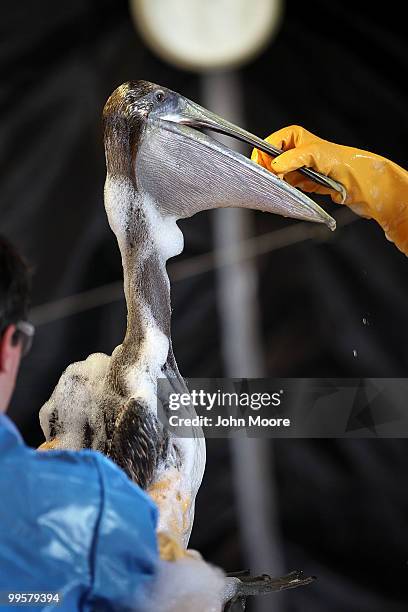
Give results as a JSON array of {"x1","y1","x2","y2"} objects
[{"x1": 0, "y1": 325, "x2": 20, "y2": 373}]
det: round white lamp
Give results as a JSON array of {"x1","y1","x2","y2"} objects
[{"x1": 130, "y1": 0, "x2": 283, "y2": 71}]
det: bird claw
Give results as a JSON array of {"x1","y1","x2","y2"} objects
[{"x1": 223, "y1": 569, "x2": 316, "y2": 610}]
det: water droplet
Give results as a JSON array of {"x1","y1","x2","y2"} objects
[{"x1": 352, "y1": 349, "x2": 358, "y2": 358}]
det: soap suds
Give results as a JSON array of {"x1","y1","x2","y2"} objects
[
  {"x1": 39, "y1": 352, "x2": 111, "y2": 451},
  {"x1": 140, "y1": 559, "x2": 226, "y2": 612},
  {"x1": 126, "y1": 305, "x2": 170, "y2": 410}
]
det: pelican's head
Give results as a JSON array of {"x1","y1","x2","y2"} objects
[{"x1": 103, "y1": 80, "x2": 335, "y2": 243}]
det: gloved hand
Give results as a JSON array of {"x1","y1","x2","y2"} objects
[{"x1": 252, "y1": 125, "x2": 408, "y2": 255}]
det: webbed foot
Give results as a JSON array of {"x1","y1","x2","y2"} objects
[{"x1": 223, "y1": 569, "x2": 316, "y2": 610}]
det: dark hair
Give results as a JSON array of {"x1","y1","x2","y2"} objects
[{"x1": 0, "y1": 236, "x2": 31, "y2": 336}]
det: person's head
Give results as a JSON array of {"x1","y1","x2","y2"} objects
[{"x1": 0, "y1": 236, "x2": 32, "y2": 412}]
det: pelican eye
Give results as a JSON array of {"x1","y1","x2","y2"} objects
[{"x1": 155, "y1": 90, "x2": 165, "y2": 103}]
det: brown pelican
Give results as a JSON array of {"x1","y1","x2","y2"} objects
[{"x1": 39, "y1": 81, "x2": 333, "y2": 591}]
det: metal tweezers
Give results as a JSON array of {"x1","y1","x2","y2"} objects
[{"x1": 251, "y1": 138, "x2": 347, "y2": 203}]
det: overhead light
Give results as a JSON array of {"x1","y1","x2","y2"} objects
[{"x1": 130, "y1": 0, "x2": 283, "y2": 72}]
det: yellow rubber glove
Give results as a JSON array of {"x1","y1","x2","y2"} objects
[{"x1": 251, "y1": 125, "x2": 408, "y2": 256}]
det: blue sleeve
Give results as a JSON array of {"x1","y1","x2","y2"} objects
[
  {"x1": 0, "y1": 435, "x2": 158, "y2": 611},
  {"x1": 83, "y1": 453, "x2": 158, "y2": 610}
]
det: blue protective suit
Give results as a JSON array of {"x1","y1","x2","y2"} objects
[{"x1": 0, "y1": 414, "x2": 158, "y2": 611}]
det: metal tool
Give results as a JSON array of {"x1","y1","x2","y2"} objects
[
  {"x1": 164, "y1": 95, "x2": 347, "y2": 204},
  {"x1": 248, "y1": 138, "x2": 347, "y2": 203}
]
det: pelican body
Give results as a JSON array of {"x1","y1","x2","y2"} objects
[{"x1": 39, "y1": 81, "x2": 334, "y2": 547}]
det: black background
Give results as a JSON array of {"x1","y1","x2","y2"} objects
[{"x1": 1, "y1": 1, "x2": 408, "y2": 610}]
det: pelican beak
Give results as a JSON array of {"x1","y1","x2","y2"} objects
[{"x1": 140, "y1": 93, "x2": 335, "y2": 230}]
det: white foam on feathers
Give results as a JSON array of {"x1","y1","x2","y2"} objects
[
  {"x1": 39, "y1": 352, "x2": 111, "y2": 450},
  {"x1": 125, "y1": 304, "x2": 169, "y2": 411},
  {"x1": 142, "y1": 189, "x2": 184, "y2": 261},
  {"x1": 140, "y1": 558, "x2": 226, "y2": 612},
  {"x1": 104, "y1": 176, "x2": 184, "y2": 261}
]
